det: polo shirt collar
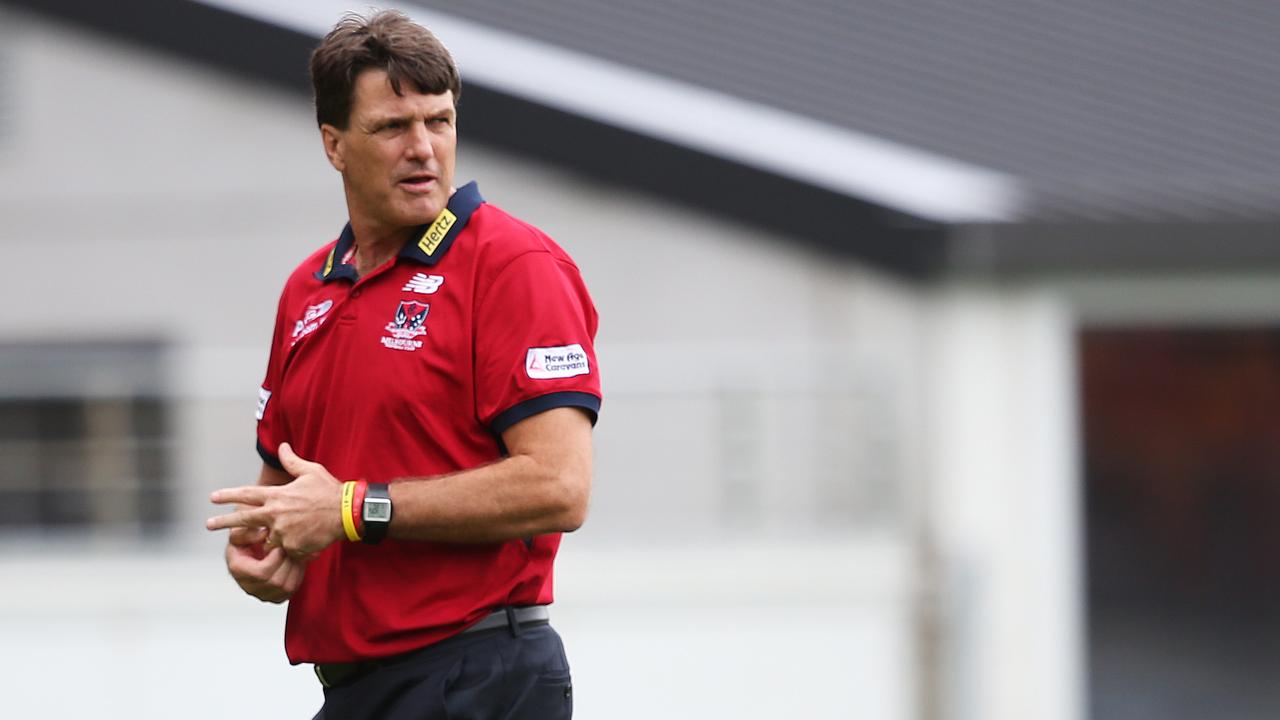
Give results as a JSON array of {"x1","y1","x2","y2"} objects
[{"x1": 316, "y1": 181, "x2": 485, "y2": 282}]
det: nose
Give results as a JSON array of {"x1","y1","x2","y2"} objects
[{"x1": 405, "y1": 121, "x2": 435, "y2": 162}]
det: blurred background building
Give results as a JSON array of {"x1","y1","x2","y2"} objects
[{"x1": 2, "y1": 1, "x2": 1279, "y2": 718}]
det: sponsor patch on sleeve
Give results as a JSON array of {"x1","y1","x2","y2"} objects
[
  {"x1": 256, "y1": 387, "x2": 272, "y2": 421},
  {"x1": 525, "y1": 344, "x2": 591, "y2": 379}
]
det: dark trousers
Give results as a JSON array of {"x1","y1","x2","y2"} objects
[{"x1": 313, "y1": 624, "x2": 573, "y2": 720}]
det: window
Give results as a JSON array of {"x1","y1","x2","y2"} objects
[{"x1": 0, "y1": 342, "x2": 172, "y2": 534}]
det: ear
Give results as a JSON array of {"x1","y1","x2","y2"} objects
[{"x1": 320, "y1": 124, "x2": 346, "y2": 173}]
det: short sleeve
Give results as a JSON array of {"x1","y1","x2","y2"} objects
[
  {"x1": 475, "y1": 251, "x2": 602, "y2": 435},
  {"x1": 255, "y1": 287, "x2": 291, "y2": 470}
]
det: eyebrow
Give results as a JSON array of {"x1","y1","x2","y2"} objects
[
  {"x1": 367, "y1": 107, "x2": 455, "y2": 130},
  {"x1": 366, "y1": 115, "x2": 411, "y2": 132}
]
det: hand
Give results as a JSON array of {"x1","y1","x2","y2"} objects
[
  {"x1": 224, "y1": 526, "x2": 306, "y2": 603},
  {"x1": 207, "y1": 443, "x2": 346, "y2": 557}
]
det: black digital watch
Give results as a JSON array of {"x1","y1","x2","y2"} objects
[{"x1": 362, "y1": 482, "x2": 392, "y2": 544}]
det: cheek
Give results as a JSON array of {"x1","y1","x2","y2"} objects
[
  {"x1": 435, "y1": 137, "x2": 457, "y2": 166},
  {"x1": 364, "y1": 151, "x2": 399, "y2": 188}
]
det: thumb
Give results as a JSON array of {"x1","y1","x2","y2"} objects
[{"x1": 278, "y1": 442, "x2": 313, "y2": 476}]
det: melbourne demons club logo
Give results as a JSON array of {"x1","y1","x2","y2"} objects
[
  {"x1": 389, "y1": 300, "x2": 429, "y2": 335},
  {"x1": 381, "y1": 300, "x2": 430, "y2": 351}
]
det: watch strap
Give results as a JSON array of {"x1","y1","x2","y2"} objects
[{"x1": 362, "y1": 482, "x2": 392, "y2": 544}]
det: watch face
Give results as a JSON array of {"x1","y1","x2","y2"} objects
[{"x1": 364, "y1": 498, "x2": 392, "y2": 522}]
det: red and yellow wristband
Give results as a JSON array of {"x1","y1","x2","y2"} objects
[
  {"x1": 340, "y1": 480, "x2": 367, "y2": 542},
  {"x1": 352, "y1": 479, "x2": 367, "y2": 538}
]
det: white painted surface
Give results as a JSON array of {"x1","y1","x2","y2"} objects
[
  {"x1": 923, "y1": 287, "x2": 1084, "y2": 720},
  {"x1": 1055, "y1": 273, "x2": 1280, "y2": 326},
  {"x1": 0, "y1": 540, "x2": 913, "y2": 720}
]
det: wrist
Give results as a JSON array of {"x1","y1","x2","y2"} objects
[
  {"x1": 352, "y1": 479, "x2": 368, "y2": 538},
  {"x1": 340, "y1": 480, "x2": 365, "y2": 542}
]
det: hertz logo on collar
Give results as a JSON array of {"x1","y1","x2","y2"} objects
[
  {"x1": 418, "y1": 209, "x2": 458, "y2": 256},
  {"x1": 323, "y1": 248, "x2": 336, "y2": 277}
]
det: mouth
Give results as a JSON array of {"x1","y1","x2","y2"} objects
[{"x1": 397, "y1": 172, "x2": 438, "y2": 193}]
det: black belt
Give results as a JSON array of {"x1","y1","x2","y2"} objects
[{"x1": 313, "y1": 606, "x2": 551, "y2": 689}]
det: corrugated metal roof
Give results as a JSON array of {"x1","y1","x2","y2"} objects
[
  {"x1": 20, "y1": 0, "x2": 1277, "y2": 273},
  {"x1": 408, "y1": 0, "x2": 1280, "y2": 221}
]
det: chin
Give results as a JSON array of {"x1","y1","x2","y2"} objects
[
  {"x1": 394, "y1": 203, "x2": 444, "y2": 228},
  {"x1": 416, "y1": 196, "x2": 450, "y2": 220}
]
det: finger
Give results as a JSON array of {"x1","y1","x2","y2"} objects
[
  {"x1": 229, "y1": 543, "x2": 285, "y2": 575},
  {"x1": 258, "y1": 589, "x2": 289, "y2": 604},
  {"x1": 210, "y1": 486, "x2": 269, "y2": 506},
  {"x1": 257, "y1": 553, "x2": 301, "y2": 603},
  {"x1": 228, "y1": 546, "x2": 286, "y2": 589},
  {"x1": 277, "y1": 442, "x2": 318, "y2": 477},
  {"x1": 248, "y1": 577, "x2": 287, "y2": 604},
  {"x1": 250, "y1": 546, "x2": 288, "y2": 579},
  {"x1": 207, "y1": 506, "x2": 272, "y2": 531},
  {"x1": 281, "y1": 561, "x2": 305, "y2": 595},
  {"x1": 267, "y1": 553, "x2": 294, "y2": 588},
  {"x1": 229, "y1": 526, "x2": 268, "y2": 547}
]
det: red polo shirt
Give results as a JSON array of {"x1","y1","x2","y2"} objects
[{"x1": 254, "y1": 182, "x2": 601, "y2": 664}]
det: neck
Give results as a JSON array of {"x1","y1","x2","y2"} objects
[{"x1": 347, "y1": 216, "x2": 405, "y2": 277}]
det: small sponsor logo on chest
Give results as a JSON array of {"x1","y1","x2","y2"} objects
[
  {"x1": 402, "y1": 273, "x2": 444, "y2": 294},
  {"x1": 291, "y1": 299, "x2": 334, "y2": 347},
  {"x1": 381, "y1": 300, "x2": 430, "y2": 352}
]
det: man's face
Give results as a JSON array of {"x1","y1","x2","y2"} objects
[{"x1": 322, "y1": 69, "x2": 457, "y2": 234}]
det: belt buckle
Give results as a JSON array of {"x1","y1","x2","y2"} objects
[{"x1": 314, "y1": 664, "x2": 333, "y2": 689}]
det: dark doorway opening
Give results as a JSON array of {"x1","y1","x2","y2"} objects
[{"x1": 1082, "y1": 327, "x2": 1280, "y2": 719}]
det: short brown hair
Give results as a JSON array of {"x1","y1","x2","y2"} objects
[{"x1": 309, "y1": 10, "x2": 461, "y2": 129}]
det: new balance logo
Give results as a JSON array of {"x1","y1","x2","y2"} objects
[{"x1": 402, "y1": 273, "x2": 445, "y2": 294}]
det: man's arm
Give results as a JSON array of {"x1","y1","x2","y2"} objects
[
  {"x1": 207, "y1": 406, "x2": 594, "y2": 555},
  {"x1": 390, "y1": 405, "x2": 593, "y2": 542}
]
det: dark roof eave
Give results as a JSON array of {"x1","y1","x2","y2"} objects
[{"x1": 950, "y1": 220, "x2": 1280, "y2": 277}]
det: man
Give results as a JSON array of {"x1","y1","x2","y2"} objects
[{"x1": 206, "y1": 11, "x2": 600, "y2": 719}]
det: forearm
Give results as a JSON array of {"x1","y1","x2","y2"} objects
[
  {"x1": 258, "y1": 464, "x2": 292, "y2": 487},
  {"x1": 387, "y1": 448, "x2": 590, "y2": 544}
]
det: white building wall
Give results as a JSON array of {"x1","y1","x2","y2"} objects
[{"x1": 923, "y1": 286, "x2": 1084, "y2": 720}]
